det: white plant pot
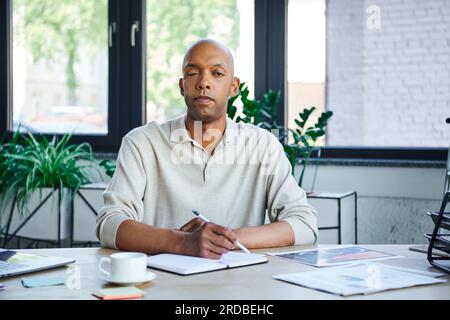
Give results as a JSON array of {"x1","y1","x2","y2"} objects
[{"x1": 2, "y1": 188, "x2": 71, "y2": 242}]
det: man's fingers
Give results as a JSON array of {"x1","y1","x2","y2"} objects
[
  {"x1": 183, "y1": 222, "x2": 238, "y2": 259},
  {"x1": 202, "y1": 224, "x2": 236, "y2": 250},
  {"x1": 200, "y1": 248, "x2": 222, "y2": 260},
  {"x1": 208, "y1": 223, "x2": 238, "y2": 246},
  {"x1": 204, "y1": 241, "x2": 229, "y2": 258},
  {"x1": 180, "y1": 217, "x2": 205, "y2": 232},
  {"x1": 209, "y1": 234, "x2": 235, "y2": 251},
  {"x1": 194, "y1": 236, "x2": 227, "y2": 259}
]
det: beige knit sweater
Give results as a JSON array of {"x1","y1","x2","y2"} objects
[{"x1": 96, "y1": 113, "x2": 318, "y2": 249}]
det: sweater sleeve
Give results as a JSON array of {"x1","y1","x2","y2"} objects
[
  {"x1": 264, "y1": 135, "x2": 318, "y2": 245},
  {"x1": 96, "y1": 136, "x2": 147, "y2": 249}
]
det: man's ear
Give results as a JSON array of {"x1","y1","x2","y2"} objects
[
  {"x1": 178, "y1": 78, "x2": 184, "y2": 96},
  {"x1": 230, "y1": 77, "x2": 240, "y2": 97}
]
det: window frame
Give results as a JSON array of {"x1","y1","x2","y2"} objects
[
  {"x1": 0, "y1": 0, "x2": 12, "y2": 137},
  {"x1": 255, "y1": 0, "x2": 287, "y2": 127}
]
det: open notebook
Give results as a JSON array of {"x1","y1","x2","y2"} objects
[{"x1": 147, "y1": 251, "x2": 268, "y2": 275}]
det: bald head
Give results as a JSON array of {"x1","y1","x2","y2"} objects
[
  {"x1": 182, "y1": 39, "x2": 235, "y2": 76},
  {"x1": 178, "y1": 38, "x2": 240, "y2": 123}
]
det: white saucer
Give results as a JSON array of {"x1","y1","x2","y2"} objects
[{"x1": 100, "y1": 271, "x2": 157, "y2": 286}]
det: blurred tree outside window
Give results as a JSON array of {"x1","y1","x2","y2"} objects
[
  {"x1": 146, "y1": 0, "x2": 255, "y2": 123},
  {"x1": 12, "y1": 0, "x2": 108, "y2": 134}
]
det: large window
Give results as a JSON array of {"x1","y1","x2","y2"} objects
[
  {"x1": 1, "y1": 0, "x2": 143, "y2": 151},
  {"x1": 146, "y1": 0, "x2": 254, "y2": 123},
  {"x1": 1, "y1": 0, "x2": 447, "y2": 159},
  {"x1": 324, "y1": 1, "x2": 449, "y2": 149},
  {"x1": 12, "y1": 0, "x2": 109, "y2": 134},
  {"x1": 287, "y1": 0, "x2": 326, "y2": 145},
  {"x1": 287, "y1": 0, "x2": 449, "y2": 152}
]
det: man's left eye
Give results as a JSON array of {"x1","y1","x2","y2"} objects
[{"x1": 214, "y1": 71, "x2": 224, "y2": 76}]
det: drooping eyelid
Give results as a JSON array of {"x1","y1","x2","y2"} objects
[
  {"x1": 213, "y1": 67, "x2": 225, "y2": 75},
  {"x1": 184, "y1": 64, "x2": 227, "y2": 77},
  {"x1": 184, "y1": 65, "x2": 199, "y2": 76},
  {"x1": 184, "y1": 67, "x2": 199, "y2": 76}
]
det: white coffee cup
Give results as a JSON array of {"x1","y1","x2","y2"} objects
[{"x1": 98, "y1": 252, "x2": 147, "y2": 282}]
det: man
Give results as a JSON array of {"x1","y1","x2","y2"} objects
[{"x1": 96, "y1": 39, "x2": 318, "y2": 259}]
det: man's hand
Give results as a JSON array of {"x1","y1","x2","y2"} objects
[
  {"x1": 179, "y1": 221, "x2": 237, "y2": 259},
  {"x1": 179, "y1": 217, "x2": 206, "y2": 232}
]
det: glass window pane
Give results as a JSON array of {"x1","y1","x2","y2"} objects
[
  {"x1": 12, "y1": 0, "x2": 109, "y2": 134},
  {"x1": 146, "y1": 0, "x2": 254, "y2": 123},
  {"x1": 325, "y1": 1, "x2": 449, "y2": 148},
  {"x1": 287, "y1": 0, "x2": 326, "y2": 145}
]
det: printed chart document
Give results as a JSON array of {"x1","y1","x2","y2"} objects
[
  {"x1": 273, "y1": 263, "x2": 446, "y2": 296},
  {"x1": 267, "y1": 245, "x2": 398, "y2": 267},
  {"x1": 147, "y1": 252, "x2": 268, "y2": 275}
]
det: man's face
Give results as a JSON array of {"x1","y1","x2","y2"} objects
[{"x1": 179, "y1": 42, "x2": 239, "y2": 122}]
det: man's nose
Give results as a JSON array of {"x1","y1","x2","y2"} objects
[{"x1": 196, "y1": 73, "x2": 212, "y2": 90}]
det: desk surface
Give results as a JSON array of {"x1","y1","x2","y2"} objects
[{"x1": 0, "y1": 245, "x2": 449, "y2": 300}]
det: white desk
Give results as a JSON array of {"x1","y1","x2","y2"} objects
[{"x1": 0, "y1": 245, "x2": 449, "y2": 300}]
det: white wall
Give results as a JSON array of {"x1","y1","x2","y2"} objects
[{"x1": 299, "y1": 163, "x2": 445, "y2": 244}]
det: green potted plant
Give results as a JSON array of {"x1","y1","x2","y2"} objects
[
  {"x1": 227, "y1": 83, "x2": 333, "y2": 190},
  {"x1": 0, "y1": 131, "x2": 103, "y2": 244},
  {"x1": 98, "y1": 159, "x2": 116, "y2": 178}
]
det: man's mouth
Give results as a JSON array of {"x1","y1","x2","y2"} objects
[{"x1": 195, "y1": 96, "x2": 214, "y2": 105}]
